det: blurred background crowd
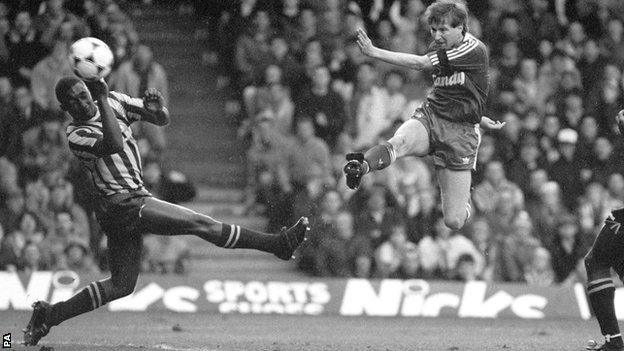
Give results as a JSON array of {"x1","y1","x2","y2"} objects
[
  {"x1": 199, "y1": 0, "x2": 624, "y2": 286},
  {"x1": 2, "y1": 0, "x2": 624, "y2": 287},
  {"x1": 0, "y1": 0, "x2": 194, "y2": 275}
]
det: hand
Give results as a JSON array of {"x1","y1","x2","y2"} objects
[
  {"x1": 616, "y1": 109, "x2": 624, "y2": 134},
  {"x1": 86, "y1": 78, "x2": 109, "y2": 99},
  {"x1": 143, "y1": 88, "x2": 165, "y2": 112},
  {"x1": 356, "y1": 28, "x2": 375, "y2": 57},
  {"x1": 479, "y1": 116, "x2": 506, "y2": 131}
]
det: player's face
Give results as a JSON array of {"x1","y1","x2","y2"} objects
[
  {"x1": 430, "y1": 18, "x2": 464, "y2": 49},
  {"x1": 63, "y1": 82, "x2": 97, "y2": 120}
]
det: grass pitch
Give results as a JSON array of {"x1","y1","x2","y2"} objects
[{"x1": 2, "y1": 310, "x2": 603, "y2": 351}]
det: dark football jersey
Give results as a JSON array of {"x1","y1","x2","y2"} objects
[{"x1": 425, "y1": 33, "x2": 489, "y2": 124}]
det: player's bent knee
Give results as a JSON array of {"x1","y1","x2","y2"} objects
[{"x1": 444, "y1": 216, "x2": 465, "y2": 231}]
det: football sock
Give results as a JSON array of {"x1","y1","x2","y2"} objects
[
  {"x1": 47, "y1": 281, "x2": 107, "y2": 326},
  {"x1": 588, "y1": 278, "x2": 623, "y2": 346},
  {"x1": 364, "y1": 141, "x2": 396, "y2": 172},
  {"x1": 218, "y1": 223, "x2": 277, "y2": 253}
]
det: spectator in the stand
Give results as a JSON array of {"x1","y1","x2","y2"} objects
[
  {"x1": 576, "y1": 115, "x2": 600, "y2": 177},
  {"x1": 453, "y1": 254, "x2": 480, "y2": 281},
  {"x1": 548, "y1": 128, "x2": 583, "y2": 210},
  {"x1": 499, "y1": 211, "x2": 542, "y2": 282},
  {"x1": 374, "y1": 221, "x2": 418, "y2": 278},
  {"x1": 245, "y1": 115, "x2": 293, "y2": 232},
  {"x1": 62, "y1": 238, "x2": 99, "y2": 273},
  {"x1": 268, "y1": 35, "x2": 301, "y2": 89},
  {"x1": 506, "y1": 133, "x2": 545, "y2": 193},
  {"x1": 14, "y1": 211, "x2": 45, "y2": 246},
  {"x1": 0, "y1": 157, "x2": 20, "y2": 198},
  {"x1": 600, "y1": 17, "x2": 624, "y2": 68},
  {"x1": 31, "y1": 40, "x2": 74, "y2": 111},
  {"x1": 287, "y1": 116, "x2": 334, "y2": 190},
  {"x1": 23, "y1": 179, "x2": 54, "y2": 234},
  {"x1": 4, "y1": 86, "x2": 48, "y2": 162},
  {"x1": 559, "y1": 92, "x2": 584, "y2": 129},
  {"x1": 539, "y1": 115, "x2": 562, "y2": 165},
  {"x1": 6, "y1": 11, "x2": 47, "y2": 88},
  {"x1": 20, "y1": 240, "x2": 48, "y2": 273},
  {"x1": 0, "y1": 225, "x2": 23, "y2": 271},
  {"x1": 354, "y1": 184, "x2": 402, "y2": 250},
  {"x1": 20, "y1": 116, "x2": 71, "y2": 182},
  {"x1": 586, "y1": 64, "x2": 623, "y2": 136},
  {"x1": 513, "y1": 58, "x2": 545, "y2": 113},
  {"x1": 110, "y1": 44, "x2": 169, "y2": 155},
  {"x1": 295, "y1": 65, "x2": 346, "y2": 150},
  {"x1": 383, "y1": 69, "x2": 407, "y2": 124},
  {"x1": 578, "y1": 39, "x2": 606, "y2": 99},
  {"x1": 404, "y1": 186, "x2": 438, "y2": 245},
  {"x1": 557, "y1": 21, "x2": 586, "y2": 61},
  {"x1": 472, "y1": 160, "x2": 524, "y2": 216},
  {"x1": 530, "y1": 181, "x2": 568, "y2": 248},
  {"x1": 548, "y1": 213, "x2": 584, "y2": 284},
  {"x1": 522, "y1": 0, "x2": 560, "y2": 45},
  {"x1": 34, "y1": 0, "x2": 89, "y2": 49},
  {"x1": 586, "y1": 137, "x2": 621, "y2": 187},
  {"x1": 350, "y1": 62, "x2": 389, "y2": 149},
  {"x1": 436, "y1": 216, "x2": 484, "y2": 280},
  {"x1": 235, "y1": 9, "x2": 273, "y2": 88},
  {"x1": 48, "y1": 181, "x2": 90, "y2": 240},
  {"x1": 523, "y1": 246, "x2": 555, "y2": 286},
  {"x1": 495, "y1": 41, "x2": 521, "y2": 92},
  {"x1": 141, "y1": 234, "x2": 189, "y2": 274},
  {"x1": 315, "y1": 210, "x2": 371, "y2": 277},
  {"x1": 0, "y1": 189, "x2": 24, "y2": 234},
  {"x1": 495, "y1": 111, "x2": 522, "y2": 163}
]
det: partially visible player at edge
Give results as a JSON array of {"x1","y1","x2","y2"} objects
[
  {"x1": 585, "y1": 110, "x2": 624, "y2": 351},
  {"x1": 344, "y1": 0, "x2": 504, "y2": 230},
  {"x1": 22, "y1": 77, "x2": 309, "y2": 346}
]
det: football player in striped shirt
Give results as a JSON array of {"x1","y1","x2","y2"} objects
[
  {"x1": 343, "y1": 0, "x2": 504, "y2": 231},
  {"x1": 584, "y1": 111, "x2": 624, "y2": 351},
  {"x1": 23, "y1": 77, "x2": 309, "y2": 346}
]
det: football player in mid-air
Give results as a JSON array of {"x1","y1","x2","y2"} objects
[
  {"x1": 343, "y1": 0, "x2": 504, "y2": 230},
  {"x1": 585, "y1": 110, "x2": 624, "y2": 351},
  {"x1": 22, "y1": 77, "x2": 309, "y2": 346}
]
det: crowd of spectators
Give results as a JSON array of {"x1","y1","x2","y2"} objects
[
  {"x1": 0, "y1": 0, "x2": 191, "y2": 274},
  {"x1": 202, "y1": 0, "x2": 624, "y2": 285}
]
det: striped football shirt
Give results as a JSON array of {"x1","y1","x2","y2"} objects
[{"x1": 66, "y1": 91, "x2": 146, "y2": 196}]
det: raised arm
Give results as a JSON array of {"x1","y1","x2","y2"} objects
[
  {"x1": 90, "y1": 80, "x2": 124, "y2": 155},
  {"x1": 139, "y1": 88, "x2": 170, "y2": 126},
  {"x1": 356, "y1": 28, "x2": 432, "y2": 71}
]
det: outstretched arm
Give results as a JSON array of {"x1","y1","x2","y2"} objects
[
  {"x1": 356, "y1": 28, "x2": 432, "y2": 71},
  {"x1": 139, "y1": 88, "x2": 170, "y2": 126}
]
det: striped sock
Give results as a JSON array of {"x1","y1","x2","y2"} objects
[
  {"x1": 219, "y1": 223, "x2": 277, "y2": 253},
  {"x1": 47, "y1": 281, "x2": 107, "y2": 326},
  {"x1": 588, "y1": 278, "x2": 623, "y2": 346}
]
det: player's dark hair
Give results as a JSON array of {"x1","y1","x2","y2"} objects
[
  {"x1": 425, "y1": 0, "x2": 469, "y2": 35},
  {"x1": 55, "y1": 76, "x2": 83, "y2": 106}
]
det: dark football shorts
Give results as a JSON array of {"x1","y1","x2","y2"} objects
[
  {"x1": 411, "y1": 106, "x2": 481, "y2": 170},
  {"x1": 95, "y1": 189, "x2": 151, "y2": 237},
  {"x1": 585, "y1": 209, "x2": 624, "y2": 278}
]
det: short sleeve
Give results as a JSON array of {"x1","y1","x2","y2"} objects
[
  {"x1": 426, "y1": 34, "x2": 485, "y2": 72},
  {"x1": 67, "y1": 126, "x2": 103, "y2": 159},
  {"x1": 109, "y1": 91, "x2": 145, "y2": 123}
]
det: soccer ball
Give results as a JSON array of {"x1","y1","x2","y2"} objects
[{"x1": 69, "y1": 37, "x2": 114, "y2": 82}]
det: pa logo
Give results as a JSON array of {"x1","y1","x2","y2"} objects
[{"x1": 2, "y1": 333, "x2": 10, "y2": 349}]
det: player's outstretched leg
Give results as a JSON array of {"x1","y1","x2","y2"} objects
[
  {"x1": 344, "y1": 118, "x2": 429, "y2": 190},
  {"x1": 139, "y1": 197, "x2": 310, "y2": 260},
  {"x1": 585, "y1": 217, "x2": 624, "y2": 351},
  {"x1": 23, "y1": 232, "x2": 142, "y2": 346}
]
